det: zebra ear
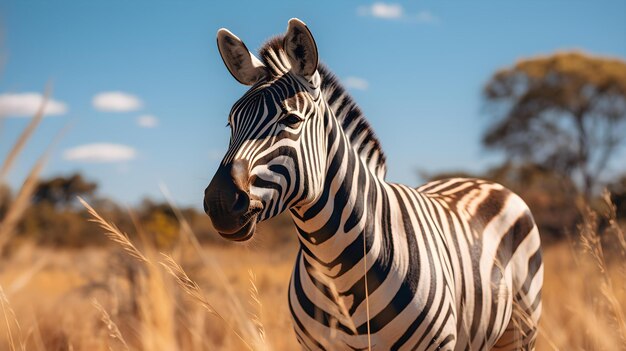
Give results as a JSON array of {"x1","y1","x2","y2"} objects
[
  {"x1": 283, "y1": 18, "x2": 318, "y2": 79},
  {"x1": 217, "y1": 28, "x2": 267, "y2": 86}
]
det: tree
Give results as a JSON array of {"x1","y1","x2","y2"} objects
[
  {"x1": 483, "y1": 51, "x2": 626, "y2": 199},
  {"x1": 33, "y1": 173, "x2": 97, "y2": 208}
]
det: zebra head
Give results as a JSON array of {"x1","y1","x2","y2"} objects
[{"x1": 204, "y1": 19, "x2": 327, "y2": 241}]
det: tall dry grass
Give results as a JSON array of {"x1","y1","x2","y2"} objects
[
  {"x1": 76, "y1": 196, "x2": 276, "y2": 351},
  {"x1": 1, "y1": 194, "x2": 625, "y2": 350},
  {"x1": 0, "y1": 89, "x2": 49, "y2": 252},
  {"x1": 536, "y1": 193, "x2": 626, "y2": 350}
]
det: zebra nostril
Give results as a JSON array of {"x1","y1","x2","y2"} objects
[{"x1": 231, "y1": 190, "x2": 250, "y2": 214}]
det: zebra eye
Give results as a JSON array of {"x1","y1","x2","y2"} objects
[{"x1": 280, "y1": 114, "x2": 303, "y2": 127}]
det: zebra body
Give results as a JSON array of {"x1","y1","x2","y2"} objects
[
  {"x1": 290, "y1": 174, "x2": 542, "y2": 350},
  {"x1": 205, "y1": 19, "x2": 542, "y2": 351}
]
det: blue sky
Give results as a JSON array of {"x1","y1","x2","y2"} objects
[{"x1": 1, "y1": 1, "x2": 625, "y2": 207}]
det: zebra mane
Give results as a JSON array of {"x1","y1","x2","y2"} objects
[{"x1": 259, "y1": 37, "x2": 388, "y2": 179}]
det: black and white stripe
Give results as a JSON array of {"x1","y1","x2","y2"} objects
[{"x1": 211, "y1": 19, "x2": 543, "y2": 351}]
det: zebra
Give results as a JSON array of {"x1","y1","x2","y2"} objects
[{"x1": 204, "y1": 18, "x2": 543, "y2": 350}]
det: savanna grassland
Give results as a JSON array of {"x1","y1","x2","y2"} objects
[{"x1": 1, "y1": 204, "x2": 625, "y2": 351}]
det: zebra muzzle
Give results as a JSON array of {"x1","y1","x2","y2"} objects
[{"x1": 204, "y1": 159, "x2": 264, "y2": 241}]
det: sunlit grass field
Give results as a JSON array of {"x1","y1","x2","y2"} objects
[{"x1": 1, "y1": 210, "x2": 625, "y2": 350}]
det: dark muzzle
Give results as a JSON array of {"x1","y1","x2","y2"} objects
[{"x1": 204, "y1": 159, "x2": 263, "y2": 241}]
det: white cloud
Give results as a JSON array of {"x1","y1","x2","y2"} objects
[
  {"x1": 137, "y1": 114, "x2": 158, "y2": 128},
  {"x1": 358, "y1": 3, "x2": 404, "y2": 19},
  {"x1": 0, "y1": 92, "x2": 68, "y2": 117},
  {"x1": 92, "y1": 91, "x2": 142, "y2": 112},
  {"x1": 358, "y1": 3, "x2": 439, "y2": 23},
  {"x1": 63, "y1": 143, "x2": 136, "y2": 163},
  {"x1": 343, "y1": 76, "x2": 369, "y2": 91}
]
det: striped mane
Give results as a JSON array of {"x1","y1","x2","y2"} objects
[{"x1": 258, "y1": 37, "x2": 387, "y2": 179}]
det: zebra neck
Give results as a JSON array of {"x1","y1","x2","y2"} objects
[{"x1": 290, "y1": 114, "x2": 391, "y2": 279}]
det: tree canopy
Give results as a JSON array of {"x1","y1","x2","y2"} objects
[
  {"x1": 33, "y1": 173, "x2": 97, "y2": 207},
  {"x1": 483, "y1": 51, "x2": 626, "y2": 198}
]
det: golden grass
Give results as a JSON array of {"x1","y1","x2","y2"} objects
[
  {"x1": 0, "y1": 242, "x2": 299, "y2": 350},
  {"x1": 0, "y1": 87, "x2": 69, "y2": 252},
  {"x1": 78, "y1": 197, "x2": 149, "y2": 265},
  {"x1": 0, "y1": 155, "x2": 47, "y2": 251},
  {"x1": 3, "y1": 187, "x2": 626, "y2": 351},
  {"x1": 534, "y1": 195, "x2": 626, "y2": 350},
  {"x1": 0, "y1": 226, "x2": 626, "y2": 350},
  {"x1": 0, "y1": 285, "x2": 25, "y2": 351},
  {"x1": 0, "y1": 86, "x2": 49, "y2": 181},
  {"x1": 0, "y1": 213, "x2": 624, "y2": 350},
  {"x1": 92, "y1": 298, "x2": 129, "y2": 350}
]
